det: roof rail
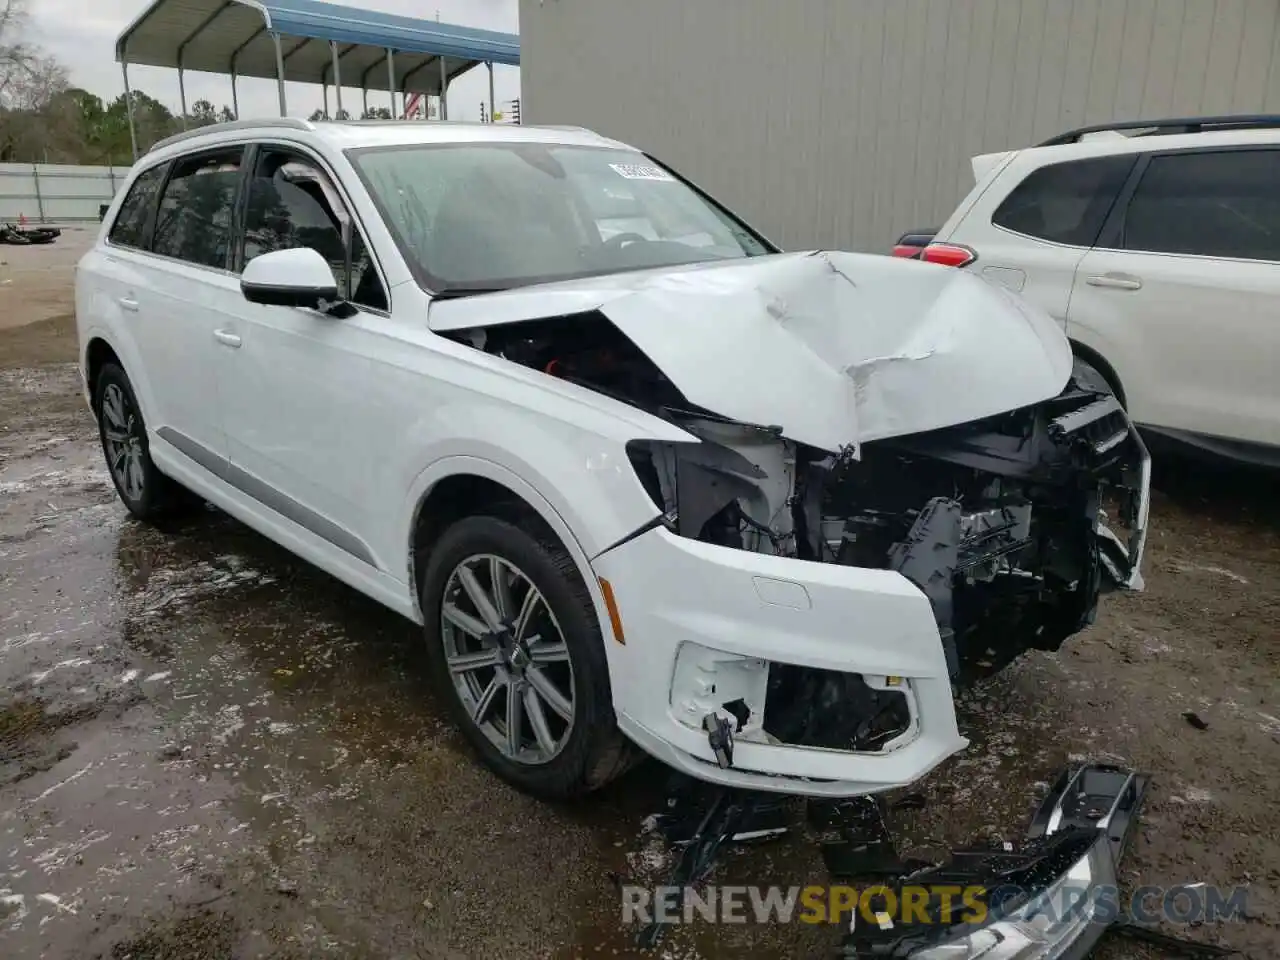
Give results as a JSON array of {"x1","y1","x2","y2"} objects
[
  {"x1": 1038, "y1": 114, "x2": 1280, "y2": 147},
  {"x1": 148, "y1": 117, "x2": 315, "y2": 154}
]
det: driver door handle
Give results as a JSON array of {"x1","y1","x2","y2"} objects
[
  {"x1": 1085, "y1": 273, "x2": 1143, "y2": 291},
  {"x1": 213, "y1": 329, "x2": 242, "y2": 348}
]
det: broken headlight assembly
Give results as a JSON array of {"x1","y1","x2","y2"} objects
[
  {"x1": 845, "y1": 765, "x2": 1149, "y2": 960},
  {"x1": 901, "y1": 837, "x2": 1113, "y2": 960}
]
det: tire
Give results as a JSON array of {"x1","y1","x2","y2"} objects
[
  {"x1": 94, "y1": 362, "x2": 191, "y2": 522},
  {"x1": 420, "y1": 514, "x2": 635, "y2": 800}
]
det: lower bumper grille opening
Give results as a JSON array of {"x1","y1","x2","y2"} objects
[{"x1": 763, "y1": 668, "x2": 912, "y2": 751}]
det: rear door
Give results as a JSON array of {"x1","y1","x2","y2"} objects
[
  {"x1": 1069, "y1": 147, "x2": 1280, "y2": 446},
  {"x1": 103, "y1": 148, "x2": 245, "y2": 469},
  {"x1": 944, "y1": 154, "x2": 1134, "y2": 324}
]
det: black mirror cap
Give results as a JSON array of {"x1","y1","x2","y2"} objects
[{"x1": 241, "y1": 280, "x2": 338, "y2": 310}]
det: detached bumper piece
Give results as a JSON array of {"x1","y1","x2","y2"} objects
[{"x1": 842, "y1": 763, "x2": 1152, "y2": 960}]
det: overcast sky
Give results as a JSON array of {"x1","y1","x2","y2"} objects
[{"x1": 27, "y1": 0, "x2": 521, "y2": 122}]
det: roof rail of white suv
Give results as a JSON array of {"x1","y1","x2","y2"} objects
[
  {"x1": 1038, "y1": 114, "x2": 1280, "y2": 146},
  {"x1": 147, "y1": 117, "x2": 316, "y2": 154}
]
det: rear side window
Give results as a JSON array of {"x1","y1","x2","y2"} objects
[
  {"x1": 1120, "y1": 149, "x2": 1280, "y2": 261},
  {"x1": 992, "y1": 155, "x2": 1133, "y2": 246},
  {"x1": 108, "y1": 165, "x2": 166, "y2": 249},
  {"x1": 152, "y1": 149, "x2": 243, "y2": 269}
]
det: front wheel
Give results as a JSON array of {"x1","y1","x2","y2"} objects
[{"x1": 420, "y1": 515, "x2": 635, "y2": 799}]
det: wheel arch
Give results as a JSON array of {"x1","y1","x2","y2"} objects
[
  {"x1": 82, "y1": 329, "x2": 160, "y2": 427},
  {"x1": 1069, "y1": 338, "x2": 1126, "y2": 407},
  {"x1": 404, "y1": 457, "x2": 618, "y2": 650},
  {"x1": 84, "y1": 335, "x2": 122, "y2": 410}
]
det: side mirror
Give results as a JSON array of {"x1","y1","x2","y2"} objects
[{"x1": 241, "y1": 248, "x2": 339, "y2": 311}]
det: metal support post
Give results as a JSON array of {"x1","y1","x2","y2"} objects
[
  {"x1": 386, "y1": 49, "x2": 397, "y2": 118},
  {"x1": 272, "y1": 32, "x2": 288, "y2": 115},
  {"x1": 331, "y1": 41, "x2": 344, "y2": 118},
  {"x1": 122, "y1": 61, "x2": 138, "y2": 160}
]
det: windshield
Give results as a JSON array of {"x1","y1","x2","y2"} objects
[{"x1": 348, "y1": 142, "x2": 773, "y2": 293}]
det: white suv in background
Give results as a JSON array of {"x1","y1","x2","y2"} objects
[
  {"x1": 900, "y1": 116, "x2": 1280, "y2": 467},
  {"x1": 77, "y1": 118, "x2": 1149, "y2": 802}
]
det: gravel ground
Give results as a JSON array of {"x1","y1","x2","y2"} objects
[{"x1": 0, "y1": 230, "x2": 1276, "y2": 959}]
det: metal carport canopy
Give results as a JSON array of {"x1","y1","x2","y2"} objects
[{"x1": 116, "y1": 0, "x2": 520, "y2": 155}]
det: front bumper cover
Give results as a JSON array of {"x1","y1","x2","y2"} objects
[{"x1": 592, "y1": 525, "x2": 967, "y2": 797}]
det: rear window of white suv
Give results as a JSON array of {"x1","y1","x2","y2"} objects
[{"x1": 992, "y1": 155, "x2": 1134, "y2": 247}]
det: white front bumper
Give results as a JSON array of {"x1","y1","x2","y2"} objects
[{"x1": 592, "y1": 526, "x2": 967, "y2": 797}]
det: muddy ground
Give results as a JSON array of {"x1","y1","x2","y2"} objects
[{"x1": 1, "y1": 229, "x2": 1277, "y2": 960}]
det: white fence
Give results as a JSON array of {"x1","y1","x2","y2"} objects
[{"x1": 0, "y1": 163, "x2": 130, "y2": 224}]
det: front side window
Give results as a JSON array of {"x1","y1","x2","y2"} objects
[
  {"x1": 349, "y1": 142, "x2": 772, "y2": 293},
  {"x1": 108, "y1": 164, "x2": 166, "y2": 249},
  {"x1": 242, "y1": 151, "x2": 387, "y2": 311},
  {"x1": 992, "y1": 155, "x2": 1134, "y2": 247},
  {"x1": 1119, "y1": 149, "x2": 1280, "y2": 261},
  {"x1": 152, "y1": 149, "x2": 243, "y2": 269}
]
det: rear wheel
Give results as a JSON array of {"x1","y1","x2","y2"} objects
[
  {"x1": 420, "y1": 514, "x2": 634, "y2": 799},
  {"x1": 94, "y1": 362, "x2": 191, "y2": 522}
]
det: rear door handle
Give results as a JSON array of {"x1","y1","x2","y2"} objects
[
  {"x1": 1085, "y1": 273, "x2": 1142, "y2": 291},
  {"x1": 213, "y1": 329, "x2": 242, "y2": 348},
  {"x1": 118, "y1": 296, "x2": 139, "y2": 312}
]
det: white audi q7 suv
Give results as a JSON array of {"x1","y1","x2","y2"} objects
[{"x1": 76, "y1": 119, "x2": 1150, "y2": 800}]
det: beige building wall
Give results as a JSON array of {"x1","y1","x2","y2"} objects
[{"x1": 521, "y1": 0, "x2": 1280, "y2": 251}]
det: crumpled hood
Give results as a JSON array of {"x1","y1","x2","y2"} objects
[{"x1": 428, "y1": 251, "x2": 1073, "y2": 453}]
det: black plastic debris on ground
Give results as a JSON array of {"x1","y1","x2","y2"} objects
[
  {"x1": 622, "y1": 763, "x2": 1237, "y2": 958},
  {"x1": 630, "y1": 774, "x2": 790, "y2": 950},
  {"x1": 840, "y1": 763, "x2": 1238, "y2": 959},
  {"x1": 1183, "y1": 710, "x2": 1211, "y2": 730}
]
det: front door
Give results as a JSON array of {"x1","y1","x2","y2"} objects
[{"x1": 211, "y1": 145, "x2": 396, "y2": 573}]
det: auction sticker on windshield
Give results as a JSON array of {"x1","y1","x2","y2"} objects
[{"x1": 610, "y1": 163, "x2": 676, "y2": 181}]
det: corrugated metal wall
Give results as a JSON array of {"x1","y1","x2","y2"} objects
[
  {"x1": 0, "y1": 164, "x2": 127, "y2": 224},
  {"x1": 521, "y1": 0, "x2": 1280, "y2": 252}
]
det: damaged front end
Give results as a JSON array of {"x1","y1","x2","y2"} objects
[
  {"x1": 432, "y1": 252, "x2": 1149, "y2": 787},
  {"x1": 625, "y1": 377, "x2": 1148, "y2": 751}
]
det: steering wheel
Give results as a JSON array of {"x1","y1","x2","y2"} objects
[{"x1": 601, "y1": 231, "x2": 649, "y2": 250}]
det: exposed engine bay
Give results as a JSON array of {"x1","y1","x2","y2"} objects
[{"x1": 447, "y1": 310, "x2": 1149, "y2": 757}]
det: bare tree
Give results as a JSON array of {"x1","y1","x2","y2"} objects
[
  {"x1": 0, "y1": 0, "x2": 68, "y2": 159},
  {"x1": 0, "y1": 0, "x2": 65, "y2": 110}
]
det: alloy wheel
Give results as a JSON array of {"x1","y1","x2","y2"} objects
[
  {"x1": 102, "y1": 382, "x2": 146, "y2": 502},
  {"x1": 440, "y1": 553, "x2": 576, "y2": 765}
]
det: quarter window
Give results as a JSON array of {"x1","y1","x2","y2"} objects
[
  {"x1": 242, "y1": 151, "x2": 387, "y2": 311},
  {"x1": 108, "y1": 165, "x2": 166, "y2": 250},
  {"x1": 152, "y1": 149, "x2": 243, "y2": 269},
  {"x1": 992, "y1": 155, "x2": 1133, "y2": 247},
  {"x1": 1120, "y1": 149, "x2": 1280, "y2": 261}
]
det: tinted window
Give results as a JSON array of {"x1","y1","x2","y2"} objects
[
  {"x1": 108, "y1": 165, "x2": 166, "y2": 249},
  {"x1": 242, "y1": 154, "x2": 387, "y2": 311},
  {"x1": 1121, "y1": 150, "x2": 1280, "y2": 261},
  {"x1": 992, "y1": 155, "x2": 1133, "y2": 246},
  {"x1": 152, "y1": 149, "x2": 243, "y2": 269}
]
